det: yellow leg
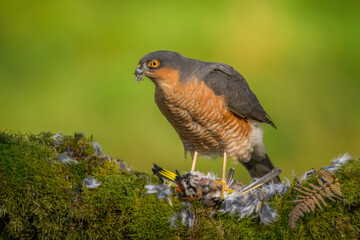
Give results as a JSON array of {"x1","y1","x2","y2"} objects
[
  {"x1": 214, "y1": 151, "x2": 229, "y2": 199},
  {"x1": 222, "y1": 151, "x2": 227, "y2": 183},
  {"x1": 190, "y1": 151, "x2": 198, "y2": 172}
]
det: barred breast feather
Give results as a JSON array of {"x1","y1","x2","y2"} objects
[{"x1": 153, "y1": 68, "x2": 253, "y2": 163}]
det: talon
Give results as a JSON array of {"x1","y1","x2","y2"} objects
[{"x1": 214, "y1": 179, "x2": 232, "y2": 199}]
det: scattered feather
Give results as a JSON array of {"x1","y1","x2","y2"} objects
[
  {"x1": 83, "y1": 177, "x2": 102, "y2": 189},
  {"x1": 51, "y1": 133, "x2": 63, "y2": 146},
  {"x1": 258, "y1": 202, "x2": 278, "y2": 225},
  {"x1": 326, "y1": 153, "x2": 351, "y2": 172},
  {"x1": 144, "y1": 183, "x2": 172, "y2": 206},
  {"x1": 56, "y1": 152, "x2": 78, "y2": 164},
  {"x1": 169, "y1": 213, "x2": 179, "y2": 229},
  {"x1": 180, "y1": 202, "x2": 195, "y2": 228},
  {"x1": 119, "y1": 160, "x2": 131, "y2": 172},
  {"x1": 92, "y1": 141, "x2": 103, "y2": 156},
  {"x1": 170, "y1": 202, "x2": 195, "y2": 229},
  {"x1": 300, "y1": 153, "x2": 352, "y2": 182}
]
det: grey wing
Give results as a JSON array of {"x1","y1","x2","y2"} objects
[{"x1": 202, "y1": 63, "x2": 276, "y2": 128}]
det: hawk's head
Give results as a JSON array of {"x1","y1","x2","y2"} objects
[{"x1": 134, "y1": 50, "x2": 192, "y2": 83}]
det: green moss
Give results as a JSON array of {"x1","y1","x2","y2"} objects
[{"x1": 0, "y1": 131, "x2": 359, "y2": 239}]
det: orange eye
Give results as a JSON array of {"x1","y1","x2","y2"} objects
[{"x1": 148, "y1": 60, "x2": 160, "y2": 68}]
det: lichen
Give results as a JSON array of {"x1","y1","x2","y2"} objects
[{"x1": 0, "y1": 131, "x2": 359, "y2": 239}]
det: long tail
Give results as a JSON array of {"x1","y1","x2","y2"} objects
[{"x1": 241, "y1": 154, "x2": 281, "y2": 183}]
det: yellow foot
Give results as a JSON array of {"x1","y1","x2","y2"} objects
[{"x1": 213, "y1": 179, "x2": 233, "y2": 200}]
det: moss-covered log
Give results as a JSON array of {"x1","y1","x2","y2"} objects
[{"x1": 0, "y1": 131, "x2": 359, "y2": 239}]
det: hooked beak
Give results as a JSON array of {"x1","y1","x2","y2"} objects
[{"x1": 134, "y1": 64, "x2": 144, "y2": 82}]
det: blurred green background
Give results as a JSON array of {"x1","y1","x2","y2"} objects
[{"x1": 1, "y1": 1, "x2": 359, "y2": 182}]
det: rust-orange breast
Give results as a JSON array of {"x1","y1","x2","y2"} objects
[{"x1": 153, "y1": 69, "x2": 253, "y2": 162}]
